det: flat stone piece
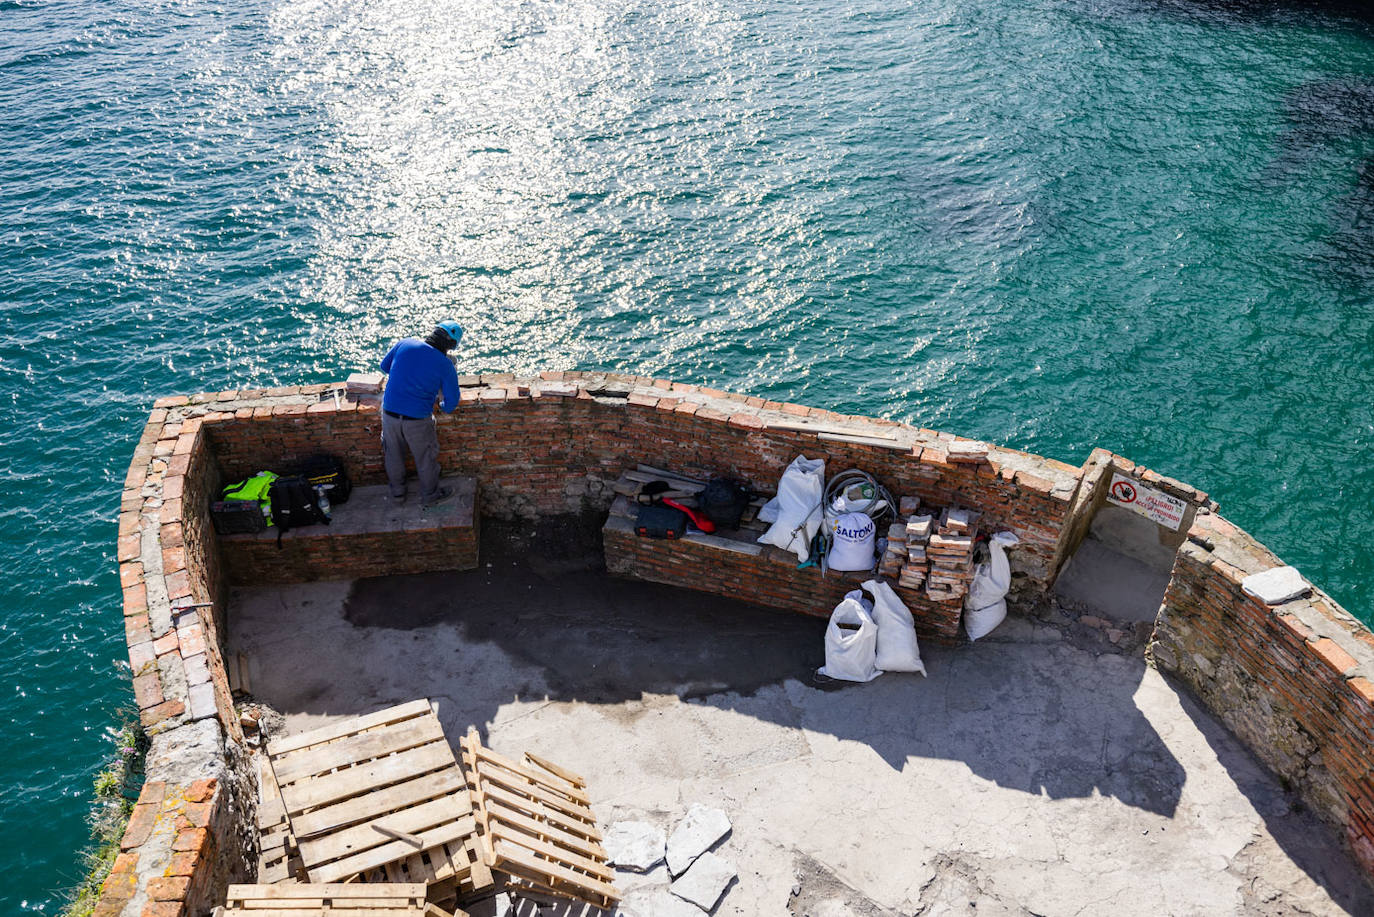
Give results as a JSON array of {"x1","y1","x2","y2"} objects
[
  {"x1": 618, "y1": 889, "x2": 706, "y2": 917},
  {"x1": 1241, "y1": 566, "x2": 1311, "y2": 605},
  {"x1": 666, "y1": 803, "x2": 731, "y2": 876},
  {"x1": 345, "y1": 371, "x2": 383, "y2": 394},
  {"x1": 605, "y1": 820, "x2": 666, "y2": 872},
  {"x1": 669, "y1": 851, "x2": 736, "y2": 911}
]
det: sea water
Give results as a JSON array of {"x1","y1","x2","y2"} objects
[{"x1": 3, "y1": 0, "x2": 1374, "y2": 908}]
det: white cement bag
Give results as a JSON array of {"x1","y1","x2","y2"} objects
[
  {"x1": 965, "y1": 531, "x2": 1021, "y2": 642},
  {"x1": 818, "y1": 590, "x2": 882, "y2": 682},
  {"x1": 828, "y1": 512, "x2": 876, "y2": 571},
  {"x1": 863, "y1": 578, "x2": 926, "y2": 675},
  {"x1": 757, "y1": 455, "x2": 825, "y2": 561}
]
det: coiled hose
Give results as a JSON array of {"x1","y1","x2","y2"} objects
[{"x1": 817, "y1": 469, "x2": 896, "y2": 574}]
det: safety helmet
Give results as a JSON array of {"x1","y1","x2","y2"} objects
[{"x1": 435, "y1": 320, "x2": 464, "y2": 345}]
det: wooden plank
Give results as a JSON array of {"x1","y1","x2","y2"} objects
[
  {"x1": 290, "y1": 771, "x2": 468, "y2": 839},
  {"x1": 491, "y1": 838, "x2": 618, "y2": 900},
  {"x1": 763, "y1": 421, "x2": 899, "y2": 440},
  {"x1": 468, "y1": 745, "x2": 590, "y2": 804},
  {"x1": 623, "y1": 470, "x2": 705, "y2": 493},
  {"x1": 298, "y1": 793, "x2": 473, "y2": 869},
  {"x1": 227, "y1": 884, "x2": 425, "y2": 901},
  {"x1": 634, "y1": 464, "x2": 707, "y2": 485},
  {"x1": 309, "y1": 816, "x2": 478, "y2": 884},
  {"x1": 224, "y1": 910, "x2": 425, "y2": 917},
  {"x1": 267, "y1": 700, "x2": 433, "y2": 757},
  {"x1": 523, "y1": 752, "x2": 585, "y2": 787},
  {"x1": 281, "y1": 742, "x2": 456, "y2": 815},
  {"x1": 273, "y1": 716, "x2": 447, "y2": 784},
  {"x1": 817, "y1": 432, "x2": 913, "y2": 451}
]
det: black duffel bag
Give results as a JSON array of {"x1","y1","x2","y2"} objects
[{"x1": 700, "y1": 477, "x2": 752, "y2": 530}]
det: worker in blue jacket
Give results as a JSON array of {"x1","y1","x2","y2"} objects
[{"x1": 378, "y1": 321, "x2": 463, "y2": 506}]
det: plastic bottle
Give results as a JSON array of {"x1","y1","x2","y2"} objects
[{"x1": 314, "y1": 484, "x2": 333, "y2": 520}]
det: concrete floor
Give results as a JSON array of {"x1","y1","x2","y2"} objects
[{"x1": 229, "y1": 557, "x2": 1374, "y2": 917}]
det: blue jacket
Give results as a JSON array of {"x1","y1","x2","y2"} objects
[{"x1": 379, "y1": 339, "x2": 461, "y2": 417}]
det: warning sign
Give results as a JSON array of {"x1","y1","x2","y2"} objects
[{"x1": 1106, "y1": 472, "x2": 1187, "y2": 531}]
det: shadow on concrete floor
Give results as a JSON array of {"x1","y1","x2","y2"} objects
[{"x1": 332, "y1": 554, "x2": 1186, "y2": 819}]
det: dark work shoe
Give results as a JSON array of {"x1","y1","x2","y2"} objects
[
  {"x1": 389, "y1": 492, "x2": 407, "y2": 505},
  {"x1": 420, "y1": 486, "x2": 453, "y2": 507}
]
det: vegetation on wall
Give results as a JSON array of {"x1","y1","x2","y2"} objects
[{"x1": 61, "y1": 707, "x2": 148, "y2": 917}]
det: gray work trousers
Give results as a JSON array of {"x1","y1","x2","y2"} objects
[{"x1": 381, "y1": 412, "x2": 441, "y2": 501}]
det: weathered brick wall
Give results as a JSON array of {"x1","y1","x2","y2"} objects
[
  {"x1": 1151, "y1": 511, "x2": 1374, "y2": 879},
  {"x1": 206, "y1": 373, "x2": 1083, "y2": 606},
  {"x1": 219, "y1": 499, "x2": 479, "y2": 585},
  {"x1": 603, "y1": 518, "x2": 964, "y2": 643}
]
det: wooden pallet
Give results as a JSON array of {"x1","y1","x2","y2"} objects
[
  {"x1": 459, "y1": 731, "x2": 618, "y2": 910},
  {"x1": 257, "y1": 755, "x2": 303, "y2": 884},
  {"x1": 220, "y1": 882, "x2": 459, "y2": 916},
  {"x1": 264, "y1": 700, "x2": 490, "y2": 893}
]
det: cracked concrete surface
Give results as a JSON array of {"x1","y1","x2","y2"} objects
[{"x1": 228, "y1": 557, "x2": 1374, "y2": 916}]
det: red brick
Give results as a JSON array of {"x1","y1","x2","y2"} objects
[
  {"x1": 1311, "y1": 638, "x2": 1359, "y2": 677},
  {"x1": 125, "y1": 614, "x2": 151, "y2": 645},
  {"x1": 147, "y1": 876, "x2": 190, "y2": 900},
  {"x1": 164, "y1": 569, "x2": 192, "y2": 600},
  {"x1": 141, "y1": 902, "x2": 186, "y2": 917},
  {"x1": 153, "y1": 395, "x2": 189, "y2": 408},
  {"x1": 727, "y1": 412, "x2": 765, "y2": 431},
  {"x1": 117, "y1": 533, "x2": 142, "y2": 562},
  {"x1": 627, "y1": 392, "x2": 658, "y2": 408},
  {"x1": 172, "y1": 827, "x2": 208, "y2": 853},
  {"x1": 165, "y1": 850, "x2": 199, "y2": 876},
  {"x1": 132, "y1": 672, "x2": 163, "y2": 709},
  {"x1": 142, "y1": 699, "x2": 186, "y2": 726},
  {"x1": 1350, "y1": 677, "x2": 1374, "y2": 706},
  {"x1": 120, "y1": 803, "x2": 158, "y2": 850},
  {"x1": 177, "y1": 624, "x2": 206, "y2": 657},
  {"x1": 673, "y1": 401, "x2": 700, "y2": 417},
  {"x1": 161, "y1": 546, "x2": 186, "y2": 574},
  {"x1": 779, "y1": 402, "x2": 809, "y2": 417},
  {"x1": 152, "y1": 631, "x2": 179, "y2": 656},
  {"x1": 184, "y1": 777, "x2": 217, "y2": 803}
]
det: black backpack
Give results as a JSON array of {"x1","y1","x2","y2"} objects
[
  {"x1": 296, "y1": 454, "x2": 352, "y2": 505},
  {"x1": 269, "y1": 475, "x2": 329, "y2": 545},
  {"x1": 700, "y1": 477, "x2": 752, "y2": 530}
]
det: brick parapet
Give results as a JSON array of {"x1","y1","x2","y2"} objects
[{"x1": 1151, "y1": 509, "x2": 1374, "y2": 877}]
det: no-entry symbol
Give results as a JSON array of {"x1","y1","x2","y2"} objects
[{"x1": 1110, "y1": 480, "x2": 1137, "y2": 504}]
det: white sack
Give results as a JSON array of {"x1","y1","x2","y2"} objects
[
  {"x1": 863, "y1": 578, "x2": 926, "y2": 675},
  {"x1": 756, "y1": 496, "x2": 780, "y2": 524},
  {"x1": 757, "y1": 455, "x2": 825, "y2": 562},
  {"x1": 818, "y1": 590, "x2": 882, "y2": 682},
  {"x1": 828, "y1": 512, "x2": 876, "y2": 571},
  {"x1": 965, "y1": 531, "x2": 1021, "y2": 642}
]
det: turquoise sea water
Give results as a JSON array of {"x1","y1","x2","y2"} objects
[{"x1": 4, "y1": 0, "x2": 1374, "y2": 908}]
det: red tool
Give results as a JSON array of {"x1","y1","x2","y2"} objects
[{"x1": 662, "y1": 498, "x2": 715, "y2": 533}]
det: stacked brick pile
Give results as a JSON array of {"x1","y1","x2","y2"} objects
[{"x1": 876, "y1": 497, "x2": 979, "y2": 603}]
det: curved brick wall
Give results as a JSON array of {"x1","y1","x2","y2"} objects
[{"x1": 99, "y1": 372, "x2": 1374, "y2": 914}]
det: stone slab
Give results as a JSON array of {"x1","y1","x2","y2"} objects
[
  {"x1": 666, "y1": 804, "x2": 731, "y2": 877},
  {"x1": 1241, "y1": 566, "x2": 1312, "y2": 605},
  {"x1": 605, "y1": 820, "x2": 667, "y2": 872},
  {"x1": 670, "y1": 851, "x2": 736, "y2": 911}
]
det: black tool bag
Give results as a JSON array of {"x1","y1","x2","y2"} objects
[
  {"x1": 700, "y1": 477, "x2": 752, "y2": 530},
  {"x1": 210, "y1": 500, "x2": 268, "y2": 536},
  {"x1": 635, "y1": 503, "x2": 688, "y2": 539},
  {"x1": 269, "y1": 476, "x2": 329, "y2": 545},
  {"x1": 296, "y1": 454, "x2": 352, "y2": 504}
]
